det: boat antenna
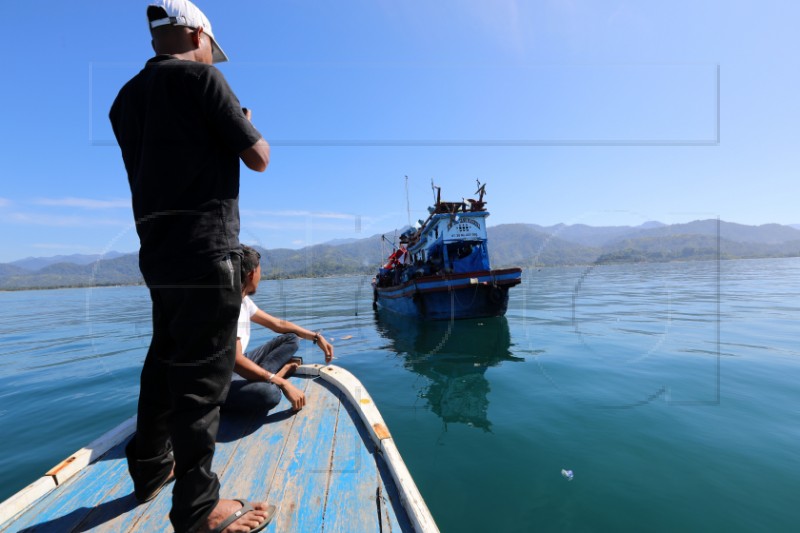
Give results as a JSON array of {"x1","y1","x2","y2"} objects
[
  {"x1": 475, "y1": 179, "x2": 486, "y2": 202},
  {"x1": 381, "y1": 233, "x2": 397, "y2": 249},
  {"x1": 405, "y1": 175, "x2": 411, "y2": 227},
  {"x1": 431, "y1": 179, "x2": 441, "y2": 207}
]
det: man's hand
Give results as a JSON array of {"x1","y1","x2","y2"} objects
[
  {"x1": 317, "y1": 335, "x2": 334, "y2": 364},
  {"x1": 273, "y1": 377, "x2": 305, "y2": 411}
]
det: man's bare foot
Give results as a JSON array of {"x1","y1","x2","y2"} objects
[
  {"x1": 199, "y1": 499, "x2": 274, "y2": 533},
  {"x1": 275, "y1": 361, "x2": 299, "y2": 379}
]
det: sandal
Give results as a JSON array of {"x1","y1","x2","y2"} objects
[{"x1": 210, "y1": 499, "x2": 276, "y2": 533}]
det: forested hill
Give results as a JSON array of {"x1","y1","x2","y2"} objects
[{"x1": 1, "y1": 220, "x2": 798, "y2": 290}]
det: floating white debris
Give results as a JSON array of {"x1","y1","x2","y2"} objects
[{"x1": 561, "y1": 469, "x2": 574, "y2": 481}]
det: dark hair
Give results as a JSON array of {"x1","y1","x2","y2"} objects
[
  {"x1": 241, "y1": 245, "x2": 261, "y2": 281},
  {"x1": 146, "y1": 6, "x2": 169, "y2": 23}
]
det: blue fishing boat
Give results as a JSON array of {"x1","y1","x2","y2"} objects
[
  {"x1": 0, "y1": 365, "x2": 438, "y2": 532},
  {"x1": 372, "y1": 182, "x2": 522, "y2": 320}
]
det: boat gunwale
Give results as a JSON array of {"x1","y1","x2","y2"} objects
[
  {"x1": 0, "y1": 415, "x2": 137, "y2": 527},
  {"x1": 298, "y1": 364, "x2": 439, "y2": 533},
  {"x1": 0, "y1": 365, "x2": 439, "y2": 533},
  {"x1": 374, "y1": 267, "x2": 522, "y2": 298}
]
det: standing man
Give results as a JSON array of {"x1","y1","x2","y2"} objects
[{"x1": 110, "y1": 1, "x2": 273, "y2": 532}]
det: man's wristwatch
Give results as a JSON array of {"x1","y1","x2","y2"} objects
[{"x1": 313, "y1": 331, "x2": 321, "y2": 345}]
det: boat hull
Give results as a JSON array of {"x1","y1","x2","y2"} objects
[
  {"x1": 0, "y1": 365, "x2": 438, "y2": 533},
  {"x1": 373, "y1": 268, "x2": 521, "y2": 320}
]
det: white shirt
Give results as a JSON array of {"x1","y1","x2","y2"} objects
[{"x1": 237, "y1": 296, "x2": 259, "y2": 353}]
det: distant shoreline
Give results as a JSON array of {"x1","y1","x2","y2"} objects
[
  {"x1": 0, "y1": 282, "x2": 147, "y2": 293},
  {"x1": 3, "y1": 219, "x2": 799, "y2": 291},
  {"x1": 2, "y1": 255, "x2": 798, "y2": 293}
]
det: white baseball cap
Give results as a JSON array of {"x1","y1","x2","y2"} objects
[{"x1": 147, "y1": 0, "x2": 229, "y2": 63}]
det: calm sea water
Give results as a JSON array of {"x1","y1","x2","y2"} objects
[{"x1": 1, "y1": 258, "x2": 798, "y2": 532}]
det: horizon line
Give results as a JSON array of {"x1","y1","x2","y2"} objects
[{"x1": 2, "y1": 218, "x2": 799, "y2": 265}]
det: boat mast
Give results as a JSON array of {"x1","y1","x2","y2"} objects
[
  {"x1": 431, "y1": 179, "x2": 441, "y2": 207},
  {"x1": 405, "y1": 175, "x2": 411, "y2": 227}
]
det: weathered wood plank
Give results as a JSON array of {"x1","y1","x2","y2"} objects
[
  {"x1": 2, "y1": 442, "x2": 131, "y2": 532},
  {"x1": 318, "y1": 364, "x2": 438, "y2": 532},
  {"x1": 54, "y1": 381, "x2": 295, "y2": 532},
  {"x1": 86, "y1": 416, "x2": 259, "y2": 533},
  {"x1": 0, "y1": 477, "x2": 57, "y2": 531},
  {"x1": 86, "y1": 443, "x2": 168, "y2": 533},
  {"x1": 376, "y1": 451, "x2": 416, "y2": 533},
  {"x1": 111, "y1": 378, "x2": 311, "y2": 533},
  {"x1": 318, "y1": 366, "x2": 392, "y2": 446},
  {"x1": 214, "y1": 377, "x2": 313, "y2": 506},
  {"x1": 264, "y1": 378, "x2": 341, "y2": 532},
  {"x1": 294, "y1": 364, "x2": 322, "y2": 377},
  {"x1": 381, "y1": 438, "x2": 439, "y2": 533},
  {"x1": 319, "y1": 390, "x2": 383, "y2": 533},
  {"x1": 83, "y1": 414, "x2": 255, "y2": 533},
  {"x1": 0, "y1": 416, "x2": 135, "y2": 532},
  {"x1": 0, "y1": 366, "x2": 436, "y2": 533},
  {"x1": 45, "y1": 415, "x2": 136, "y2": 486}
]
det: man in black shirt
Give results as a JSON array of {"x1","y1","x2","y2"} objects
[{"x1": 109, "y1": 1, "x2": 273, "y2": 531}]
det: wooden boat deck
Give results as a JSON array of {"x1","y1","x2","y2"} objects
[{"x1": 0, "y1": 366, "x2": 437, "y2": 532}]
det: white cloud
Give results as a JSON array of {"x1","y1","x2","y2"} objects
[
  {"x1": 0, "y1": 198, "x2": 10, "y2": 207},
  {"x1": 34, "y1": 197, "x2": 131, "y2": 209}
]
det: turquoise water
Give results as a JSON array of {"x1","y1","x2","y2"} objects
[{"x1": 1, "y1": 258, "x2": 798, "y2": 531}]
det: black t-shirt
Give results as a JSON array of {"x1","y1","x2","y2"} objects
[{"x1": 109, "y1": 55, "x2": 262, "y2": 285}]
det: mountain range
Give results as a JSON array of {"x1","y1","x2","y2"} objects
[
  {"x1": 1, "y1": 219, "x2": 798, "y2": 290},
  {"x1": 9, "y1": 251, "x2": 127, "y2": 271}
]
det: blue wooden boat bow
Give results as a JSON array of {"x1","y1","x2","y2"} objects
[{"x1": 0, "y1": 365, "x2": 439, "y2": 532}]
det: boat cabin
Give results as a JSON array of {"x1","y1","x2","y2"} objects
[{"x1": 376, "y1": 185, "x2": 492, "y2": 287}]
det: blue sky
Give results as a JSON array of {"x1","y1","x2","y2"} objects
[{"x1": 0, "y1": 0, "x2": 798, "y2": 263}]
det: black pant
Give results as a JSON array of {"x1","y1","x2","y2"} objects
[{"x1": 126, "y1": 255, "x2": 241, "y2": 532}]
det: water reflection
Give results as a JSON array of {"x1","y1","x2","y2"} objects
[{"x1": 374, "y1": 312, "x2": 522, "y2": 431}]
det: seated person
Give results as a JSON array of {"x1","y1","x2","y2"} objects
[{"x1": 224, "y1": 245, "x2": 334, "y2": 414}]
